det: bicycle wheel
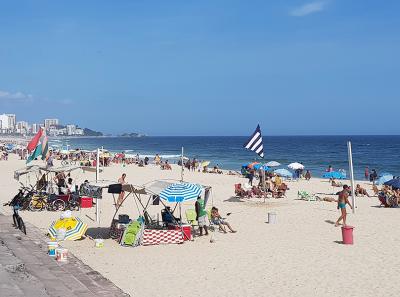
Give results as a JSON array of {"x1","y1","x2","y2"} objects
[
  {"x1": 53, "y1": 199, "x2": 66, "y2": 211},
  {"x1": 61, "y1": 160, "x2": 68, "y2": 166},
  {"x1": 17, "y1": 216, "x2": 26, "y2": 235},
  {"x1": 13, "y1": 213, "x2": 18, "y2": 227},
  {"x1": 70, "y1": 160, "x2": 76, "y2": 165}
]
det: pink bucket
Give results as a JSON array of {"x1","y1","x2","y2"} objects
[{"x1": 341, "y1": 226, "x2": 354, "y2": 245}]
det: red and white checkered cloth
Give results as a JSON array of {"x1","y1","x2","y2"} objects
[{"x1": 142, "y1": 229, "x2": 183, "y2": 246}]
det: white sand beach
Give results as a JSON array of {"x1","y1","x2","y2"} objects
[{"x1": 0, "y1": 154, "x2": 399, "y2": 297}]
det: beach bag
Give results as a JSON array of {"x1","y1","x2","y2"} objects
[{"x1": 118, "y1": 214, "x2": 130, "y2": 224}]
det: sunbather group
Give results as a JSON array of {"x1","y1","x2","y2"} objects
[
  {"x1": 235, "y1": 174, "x2": 288, "y2": 199},
  {"x1": 378, "y1": 185, "x2": 400, "y2": 207}
]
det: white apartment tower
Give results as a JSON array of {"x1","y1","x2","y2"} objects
[
  {"x1": 44, "y1": 118, "x2": 59, "y2": 130},
  {"x1": 31, "y1": 123, "x2": 41, "y2": 134},
  {"x1": 0, "y1": 114, "x2": 9, "y2": 132},
  {"x1": 6, "y1": 114, "x2": 16, "y2": 131},
  {"x1": 66, "y1": 124, "x2": 76, "y2": 135}
]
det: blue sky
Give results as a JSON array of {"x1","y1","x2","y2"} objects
[{"x1": 0, "y1": 0, "x2": 399, "y2": 136}]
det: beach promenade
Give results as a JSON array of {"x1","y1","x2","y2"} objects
[{"x1": 0, "y1": 214, "x2": 129, "y2": 297}]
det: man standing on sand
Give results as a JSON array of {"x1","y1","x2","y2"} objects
[
  {"x1": 335, "y1": 185, "x2": 353, "y2": 227},
  {"x1": 195, "y1": 196, "x2": 208, "y2": 236}
]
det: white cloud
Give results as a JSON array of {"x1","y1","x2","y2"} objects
[
  {"x1": 0, "y1": 90, "x2": 33, "y2": 102},
  {"x1": 290, "y1": 1, "x2": 328, "y2": 17}
]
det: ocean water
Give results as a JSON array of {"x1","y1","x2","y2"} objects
[{"x1": 49, "y1": 136, "x2": 400, "y2": 179}]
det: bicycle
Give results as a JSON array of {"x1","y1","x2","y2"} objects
[
  {"x1": 3, "y1": 191, "x2": 27, "y2": 235},
  {"x1": 29, "y1": 193, "x2": 49, "y2": 211}
]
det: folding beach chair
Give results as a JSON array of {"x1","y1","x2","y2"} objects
[
  {"x1": 185, "y1": 209, "x2": 198, "y2": 234},
  {"x1": 207, "y1": 210, "x2": 220, "y2": 243},
  {"x1": 298, "y1": 190, "x2": 317, "y2": 201}
]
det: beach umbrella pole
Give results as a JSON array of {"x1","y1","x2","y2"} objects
[
  {"x1": 181, "y1": 146, "x2": 184, "y2": 182},
  {"x1": 347, "y1": 141, "x2": 356, "y2": 214},
  {"x1": 96, "y1": 148, "x2": 100, "y2": 223},
  {"x1": 262, "y1": 169, "x2": 267, "y2": 202}
]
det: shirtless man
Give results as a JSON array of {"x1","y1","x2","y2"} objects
[{"x1": 335, "y1": 185, "x2": 353, "y2": 227}]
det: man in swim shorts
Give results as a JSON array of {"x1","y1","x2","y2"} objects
[{"x1": 335, "y1": 185, "x2": 353, "y2": 227}]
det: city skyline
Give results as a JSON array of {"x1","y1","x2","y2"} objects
[{"x1": 0, "y1": 113, "x2": 86, "y2": 136}]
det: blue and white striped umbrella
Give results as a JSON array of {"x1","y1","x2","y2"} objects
[{"x1": 159, "y1": 183, "x2": 203, "y2": 203}]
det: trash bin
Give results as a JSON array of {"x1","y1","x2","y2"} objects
[
  {"x1": 341, "y1": 225, "x2": 354, "y2": 244},
  {"x1": 268, "y1": 212, "x2": 277, "y2": 224}
]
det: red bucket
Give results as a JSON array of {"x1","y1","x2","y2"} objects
[{"x1": 341, "y1": 225, "x2": 354, "y2": 245}]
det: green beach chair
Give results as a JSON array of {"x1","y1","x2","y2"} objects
[
  {"x1": 121, "y1": 221, "x2": 141, "y2": 246},
  {"x1": 298, "y1": 190, "x2": 317, "y2": 201},
  {"x1": 185, "y1": 209, "x2": 198, "y2": 228}
]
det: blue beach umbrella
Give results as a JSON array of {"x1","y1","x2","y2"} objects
[
  {"x1": 159, "y1": 183, "x2": 203, "y2": 203},
  {"x1": 377, "y1": 174, "x2": 393, "y2": 185},
  {"x1": 253, "y1": 163, "x2": 262, "y2": 170},
  {"x1": 274, "y1": 169, "x2": 293, "y2": 178},
  {"x1": 384, "y1": 178, "x2": 400, "y2": 189},
  {"x1": 322, "y1": 171, "x2": 346, "y2": 179},
  {"x1": 261, "y1": 165, "x2": 270, "y2": 171},
  {"x1": 265, "y1": 161, "x2": 281, "y2": 167}
]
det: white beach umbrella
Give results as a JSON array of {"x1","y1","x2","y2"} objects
[
  {"x1": 265, "y1": 161, "x2": 281, "y2": 167},
  {"x1": 288, "y1": 162, "x2": 304, "y2": 170}
]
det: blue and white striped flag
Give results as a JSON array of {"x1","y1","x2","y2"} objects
[{"x1": 243, "y1": 124, "x2": 264, "y2": 158}]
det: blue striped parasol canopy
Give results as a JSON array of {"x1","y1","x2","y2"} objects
[
  {"x1": 159, "y1": 183, "x2": 203, "y2": 203},
  {"x1": 274, "y1": 169, "x2": 293, "y2": 178},
  {"x1": 377, "y1": 174, "x2": 393, "y2": 185},
  {"x1": 384, "y1": 178, "x2": 400, "y2": 189},
  {"x1": 322, "y1": 171, "x2": 346, "y2": 179}
]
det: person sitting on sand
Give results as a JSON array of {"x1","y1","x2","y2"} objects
[
  {"x1": 251, "y1": 186, "x2": 266, "y2": 198},
  {"x1": 66, "y1": 177, "x2": 76, "y2": 194},
  {"x1": 211, "y1": 207, "x2": 236, "y2": 233},
  {"x1": 372, "y1": 184, "x2": 379, "y2": 196},
  {"x1": 164, "y1": 160, "x2": 172, "y2": 170},
  {"x1": 274, "y1": 174, "x2": 282, "y2": 187},
  {"x1": 331, "y1": 178, "x2": 342, "y2": 187},
  {"x1": 335, "y1": 185, "x2": 353, "y2": 227},
  {"x1": 355, "y1": 184, "x2": 370, "y2": 197}
]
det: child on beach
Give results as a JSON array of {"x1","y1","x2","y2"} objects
[
  {"x1": 210, "y1": 207, "x2": 236, "y2": 233},
  {"x1": 335, "y1": 185, "x2": 353, "y2": 227}
]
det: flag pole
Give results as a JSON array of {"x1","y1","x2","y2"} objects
[
  {"x1": 96, "y1": 148, "x2": 100, "y2": 223},
  {"x1": 347, "y1": 141, "x2": 356, "y2": 214}
]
